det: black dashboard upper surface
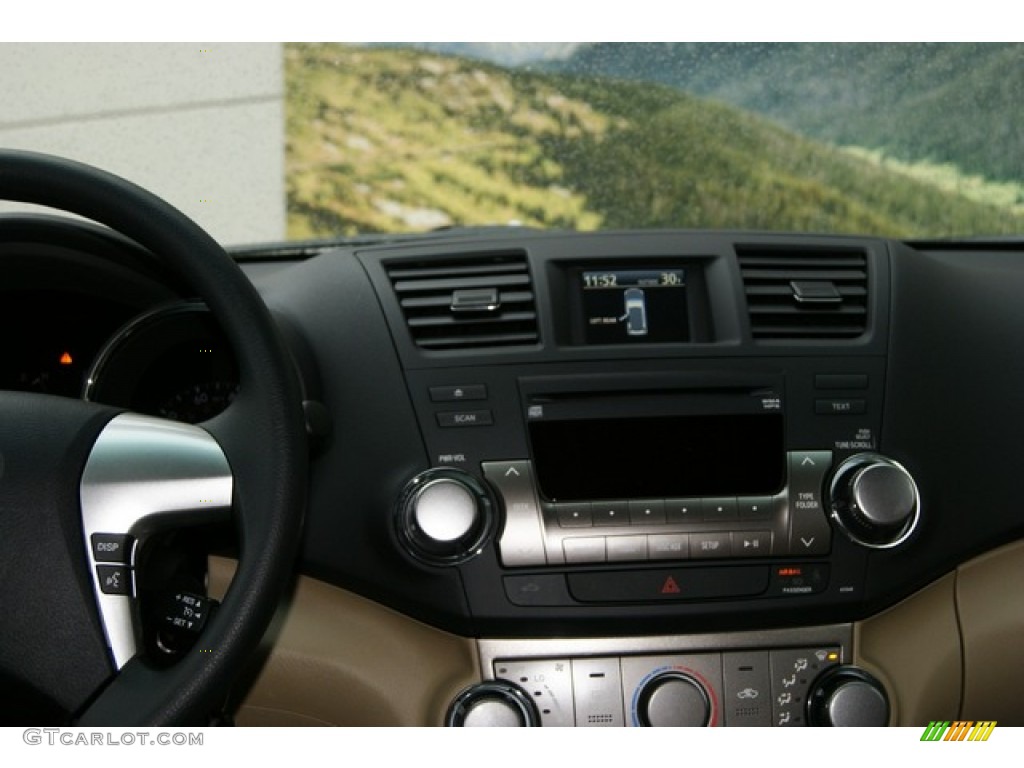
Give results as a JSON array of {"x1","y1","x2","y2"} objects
[{"x1": 7, "y1": 220, "x2": 1024, "y2": 639}]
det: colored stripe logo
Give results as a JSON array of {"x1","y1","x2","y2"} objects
[{"x1": 921, "y1": 721, "x2": 996, "y2": 741}]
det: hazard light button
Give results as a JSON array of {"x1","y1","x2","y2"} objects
[{"x1": 566, "y1": 566, "x2": 770, "y2": 603}]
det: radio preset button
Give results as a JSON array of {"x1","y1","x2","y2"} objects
[
  {"x1": 607, "y1": 535, "x2": 648, "y2": 562},
  {"x1": 690, "y1": 532, "x2": 732, "y2": 559},
  {"x1": 702, "y1": 498, "x2": 738, "y2": 522},
  {"x1": 648, "y1": 534, "x2": 689, "y2": 560},
  {"x1": 592, "y1": 502, "x2": 629, "y2": 527},
  {"x1": 563, "y1": 537, "x2": 607, "y2": 563},
  {"x1": 738, "y1": 497, "x2": 773, "y2": 521},
  {"x1": 557, "y1": 503, "x2": 593, "y2": 528},
  {"x1": 666, "y1": 499, "x2": 702, "y2": 524},
  {"x1": 629, "y1": 499, "x2": 665, "y2": 526}
]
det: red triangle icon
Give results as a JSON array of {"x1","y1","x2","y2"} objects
[{"x1": 661, "y1": 576, "x2": 681, "y2": 595}]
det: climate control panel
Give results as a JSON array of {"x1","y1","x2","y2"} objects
[{"x1": 464, "y1": 625, "x2": 887, "y2": 727}]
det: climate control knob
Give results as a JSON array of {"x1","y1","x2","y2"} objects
[
  {"x1": 636, "y1": 672, "x2": 711, "y2": 727},
  {"x1": 395, "y1": 468, "x2": 496, "y2": 566},
  {"x1": 807, "y1": 666, "x2": 889, "y2": 727},
  {"x1": 446, "y1": 681, "x2": 540, "y2": 727},
  {"x1": 829, "y1": 454, "x2": 920, "y2": 548}
]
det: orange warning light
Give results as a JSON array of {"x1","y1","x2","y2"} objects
[{"x1": 59, "y1": 351, "x2": 73, "y2": 365}]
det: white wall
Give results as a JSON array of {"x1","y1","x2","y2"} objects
[{"x1": 0, "y1": 43, "x2": 284, "y2": 246}]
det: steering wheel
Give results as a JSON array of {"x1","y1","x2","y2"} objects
[{"x1": 0, "y1": 150, "x2": 307, "y2": 725}]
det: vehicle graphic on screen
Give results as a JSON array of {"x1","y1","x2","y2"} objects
[{"x1": 623, "y1": 288, "x2": 648, "y2": 336}]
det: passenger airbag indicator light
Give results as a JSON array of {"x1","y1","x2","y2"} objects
[{"x1": 777, "y1": 567, "x2": 803, "y2": 577}]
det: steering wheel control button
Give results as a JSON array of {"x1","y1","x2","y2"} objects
[
  {"x1": 429, "y1": 384, "x2": 487, "y2": 402},
  {"x1": 396, "y1": 468, "x2": 496, "y2": 566},
  {"x1": 96, "y1": 565, "x2": 132, "y2": 596},
  {"x1": 436, "y1": 409, "x2": 493, "y2": 428},
  {"x1": 787, "y1": 451, "x2": 833, "y2": 556},
  {"x1": 90, "y1": 533, "x2": 134, "y2": 564}
]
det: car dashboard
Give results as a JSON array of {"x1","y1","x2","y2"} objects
[{"x1": 5, "y1": 216, "x2": 1024, "y2": 727}]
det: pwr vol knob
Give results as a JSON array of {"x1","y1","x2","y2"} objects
[{"x1": 395, "y1": 468, "x2": 497, "y2": 566}]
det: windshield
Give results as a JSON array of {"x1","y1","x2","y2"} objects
[{"x1": 3, "y1": 42, "x2": 1021, "y2": 244}]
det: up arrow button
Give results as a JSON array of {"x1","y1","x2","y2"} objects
[{"x1": 787, "y1": 451, "x2": 833, "y2": 556}]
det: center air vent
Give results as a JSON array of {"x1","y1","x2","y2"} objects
[
  {"x1": 387, "y1": 253, "x2": 539, "y2": 351},
  {"x1": 737, "y1": 247, "x2": 868, "y2": 340}
]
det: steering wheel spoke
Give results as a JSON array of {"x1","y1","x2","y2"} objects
[{"x1": 81, "y1": 413, "x2": 233, "y2": 669}]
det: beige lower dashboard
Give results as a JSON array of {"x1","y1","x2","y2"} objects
[{"x1": 211, "y1": 539, "x2": 1024, "y2": 726}]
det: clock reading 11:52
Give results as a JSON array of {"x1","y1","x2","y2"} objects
[{"x1": 580, "y1": 268, "x2": 689, "y2": 344}]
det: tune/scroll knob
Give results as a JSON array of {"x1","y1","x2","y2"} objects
[
  {"x1": 807, "y1": 666, "x2": 890, "y2": 727},
  {"x1": 446, "y1": 681, "x2": 541, "y2": 727},
  {"x1": 828, "y1": 453, "x2": 920, "y2": 548},
  {"x1": 395, "y1": 468, "x2": 496, "y2": 566},
  {"x1": 636, "y1": 672, "x2": 711, "y2": 727}
]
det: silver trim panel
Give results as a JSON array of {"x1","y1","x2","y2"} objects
[{"x1": 80, "y1": 413, "x2": 233, "y2": 669}]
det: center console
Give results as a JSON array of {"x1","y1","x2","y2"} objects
[{"x1": 356, "y1": 231, "x2": 913, "y2": 726}]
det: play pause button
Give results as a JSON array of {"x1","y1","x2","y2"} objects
[{"x1": 732, "y1": 531, "x2": 772, "y2": 557}]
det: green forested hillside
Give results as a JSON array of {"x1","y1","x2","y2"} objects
[
  {"x1": 285, "y1": 43, "x2": 1024, "y2": 239},
  {"x1": 555, "y1": 43, "x2": 1024, "y2": 185}
]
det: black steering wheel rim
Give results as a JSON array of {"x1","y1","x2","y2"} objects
[{"x1": 0, "y1": 150, "x2": 307, "y2": 724}]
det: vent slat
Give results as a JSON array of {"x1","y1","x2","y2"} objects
[
  {"x1": 386, "y1": 253, "x2": 539, "y2": 351},
  {"x1": 393, "y1": 273, "x2": 531, "y2": 293},
  {"x1": 737, "y1": 247, "x2": 869, "y2": 341},
  {"x1": 400, "y1": 289, "x2": 534, "y2": 310},
  {"x1": 408, "y1": 310, "x2": 537, "y2": 329}
]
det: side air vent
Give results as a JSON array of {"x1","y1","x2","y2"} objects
[
  {"x1": 386, "y1": 253, "x2": 539, "y2": 351},
  {"x1": 737, "y1": 247, "x2": 868, "y2": 340}
]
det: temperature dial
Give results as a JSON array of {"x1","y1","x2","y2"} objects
[{"x1": 636, "y1": 672, "x2": 711, "y2": 727}]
